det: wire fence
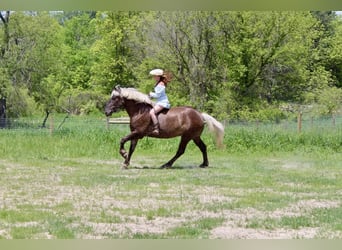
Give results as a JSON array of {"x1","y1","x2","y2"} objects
[
  {"x1": 225, "y1": 113, "x2": 342, "y2": 133},
  {"x1": 0, "y1": 115, "x2": 108, "y2": 132},
  {"x1": 1, "y1": 113, "x2": 341, "y2": 134}
]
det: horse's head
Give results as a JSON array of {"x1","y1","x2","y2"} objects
[{"x1": 104, "y1": 86, "x2": 124, "y2": 116}]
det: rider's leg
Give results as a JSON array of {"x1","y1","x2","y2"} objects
[{"x1": 149, "y1": 105, "x2": 163, "y2": 134}]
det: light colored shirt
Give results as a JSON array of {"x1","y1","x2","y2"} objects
[{"x1": 149, "y1": 84, "x2": 170, "y2": 109}]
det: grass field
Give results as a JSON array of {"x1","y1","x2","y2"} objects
[{"x1": 0, "y1": 115, "x2": 341, "y2": 239}]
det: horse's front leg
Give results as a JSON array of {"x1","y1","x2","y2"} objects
[
  {"x1": 124, "y1": 139, "x2": 138, "y2": 166},
  {"x1": 119, "y1": 131, "x2": 140, "y2": 169},
  {"x1": 119, "y1": 137, "x2": 128, "y2": 160}
]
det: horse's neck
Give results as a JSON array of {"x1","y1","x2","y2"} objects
[{"x1": 123, "y1": 99, "x2": 151, "y2": 117}]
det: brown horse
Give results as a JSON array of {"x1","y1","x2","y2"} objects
[{"x1": 105, "y1": 86, "x2": 224, "y2": 169}]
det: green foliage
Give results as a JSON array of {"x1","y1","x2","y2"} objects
[
  {"x1": 328, "y1": 17, "x2": 342, "y2": 87},
  {"x1": 1, "y1": 11, "x2": 341, "y2": 120},
  {"x1": 1, "y1": 12, "x2": 66, "y2": 114},
  {"x1": 305, "y1": 86, "x2": 342, "y2": 116},
  {"x1": 230, "y1": 105, "x2": 286, "y2": 122},
  {"x1": 221, "y1": 12, "x2": 319, "y2": 104},
  {"x1": 315, "y1": 87, "x2": 342, "y2": 115},
  {"x1": 62, "y1": 13, "x2": 96, "y2": 90},
  {"x1": 90, "y1": 11, "x2": 140, "y2": 93},
  {"x1": 59, "y1": 89, "x2": 107, "y2": 115},
  {"x1": 6, "y1": 88, "x2": 38, "y2": 117},
  {"x1": 0, "y1": 67, "x2": 10, "y2": 98}
]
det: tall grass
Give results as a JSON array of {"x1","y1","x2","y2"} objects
[
  {"x1": 1, "y1": 115, "x2": 341, "y2": 163},
  {"x1": 224, "y1": 123, "x2": 341, "y2": 154}
]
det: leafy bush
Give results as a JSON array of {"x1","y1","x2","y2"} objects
[
  {"x1": 59, "y1": 89, "x2": 108, "y2": 115},
  {"x1": 6, "y1": 88, "x2": 38, "y2": 117},
  {"x1": 230, "y1": 105, "x2": 286, "y2": 123}
]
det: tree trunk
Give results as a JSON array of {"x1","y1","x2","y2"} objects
[
  {"x1": 41, "y1": 109, "x2": 50, "y2": 128},
  {"x1": 0, "y1": 98, "x2": 6, "y2": 128},
  {"x1": 0, "y1": 11, "x2": 10, "y2": 57}
]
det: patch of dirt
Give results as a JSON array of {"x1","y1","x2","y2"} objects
[
  {"x1": 0, "y1": 229, "x2": 11, "y2": 239},
  {"x1": 210, "y1": 199, "x2": 341, "y2": 239},
  {"x1": 81, "y1": 216, "x2": 187, "y2": 238},
  {"x1": 210, "y1": 226, "x2": 319, "y2": 239},
  {"x1": 1, "y1": 158, "x2": 341, "y2": 239},
  {"x1": 282, "y1": 162, "x2": 311, "y2": 169}
]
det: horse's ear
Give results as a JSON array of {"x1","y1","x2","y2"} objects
[{"x1": 114, "y1": 85, "x2": 121, "y2": 94}]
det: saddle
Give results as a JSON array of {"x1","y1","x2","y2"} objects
[{"x1": 158, "y1": 108, "x2": 170, "y2": 115}]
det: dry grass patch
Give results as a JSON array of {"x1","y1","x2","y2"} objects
[{"x1": 1, "y1": 153, "x2": 341, "y2": 239}]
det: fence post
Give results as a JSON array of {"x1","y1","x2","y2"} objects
[
  {"x1": 332, "y1": 114, "x2": 336, "y2": 127},
  {"x1": 223, "y1": 119, "x2": 228, "y2": 129},
  {"x1": 297, "y1": 111, "x2": 302, "y2": 133},
  {"x1": 106, "y1": 117, "x2": 109, "y2": 130}
]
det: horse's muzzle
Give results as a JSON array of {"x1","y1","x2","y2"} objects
[{"x1": 105, "y1": 111, "x2": 112, "y2": 117}]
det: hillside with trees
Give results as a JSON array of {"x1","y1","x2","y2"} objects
[{"x1": 1, "y1": 11, "x2": 341, "y2": 122}]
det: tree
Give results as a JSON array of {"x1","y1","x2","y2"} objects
[
  {"x1": 328, "y1": 16, "x2": 342, "y2": 87},
  {"x1": 141, "y1": 11, "x2": 324, "y2": 119},
  {"x1": 90, "y1": 11, "x2": 140, "y2": 94},
  {"x1": 219, "y1": 12, "x2": 319, "y2": 104},
  {"x1": 0, "y1": 11, "x2": 340, "y2": 120},
  {"x1": 1, "y1": 12, "x2": 67, "y2": 117},
  {"x1": 0, "y1": 11, "x2": 10, "y2": 122},
  {"x1": 63, "y1": 12, "x2": 96, "y2": 89},
  {"x1": 143, "y1": 11, "x2": 222, "y2": 110},
  {"x1": 316, "y1": 87, "x2": 342, "y2": 116},
  {"x1": 0, "y1": 11, "x2": 10, "y2": 57}
]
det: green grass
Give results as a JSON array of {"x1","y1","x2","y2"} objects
[
  {"x1": 245, "y1": 206, "x2": 342, "y2": 233},
  {"x1": 47, "y1": 218, "x2": 76, "y2": 239},
  {"x1": 166, "y1": 217, "x2": 226, "y2": 239},
  {"x1": 10, "y1": 226, "x2": 42, "y2": 239},
  {"x1": 0, "y1": 116, "x2": 341, "y2": 239},
  {"x1": 0, "y1": 209, "x2": 50, "y2": 223}
]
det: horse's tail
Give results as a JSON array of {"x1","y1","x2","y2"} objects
[{"x1": 201, "y1": 113, "x2": 225, "y2": 149}]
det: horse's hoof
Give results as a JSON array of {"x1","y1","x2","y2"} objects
[
  {"x1": 121, "y1": 163, "x2": 129, "y2": 169},
  {"x1": 160, "y1": 164, "x2": 171, "y2": 169},
  {"x1": 199, "y1": 164, "x2": 208, "y2": 168}
]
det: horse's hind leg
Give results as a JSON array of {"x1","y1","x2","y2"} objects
[
  {"x1": 193, "y1": 137, "x2": 209, "y2": 168},
  {"x1": 160, "y1": 136, "x2": 191, "y2": 169}
]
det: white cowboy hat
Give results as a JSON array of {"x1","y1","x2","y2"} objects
[{"x1": 149, "y1": 69, "x2": 164, "y2": 76}]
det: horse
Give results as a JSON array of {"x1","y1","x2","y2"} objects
[{"x1": 104, "y1": 86, "x2": 224, "y2": 169}]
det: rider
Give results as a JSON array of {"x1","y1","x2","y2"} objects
[{"x1": 148, "y1": 69, "x2": 171, "y2": 135}]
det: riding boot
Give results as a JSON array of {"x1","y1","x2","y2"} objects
[{"x1": 151, "y1": 122, "x2": 159, "y2": 135}]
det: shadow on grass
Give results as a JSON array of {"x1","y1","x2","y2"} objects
[{"x1": 131, "y1": 165, "x2": 209, "y2": 170}]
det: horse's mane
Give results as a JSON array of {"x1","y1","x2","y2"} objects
[{"x1": 111, "y1": 87, "x2": 154, "y2": 106}]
